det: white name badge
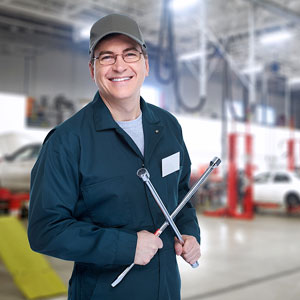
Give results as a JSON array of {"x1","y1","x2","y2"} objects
[{"x1": 162, "y1": 152, "x2": 180, "y2": 177}]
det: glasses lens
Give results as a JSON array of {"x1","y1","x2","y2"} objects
[
  {"x1": 97, "y1": 50, "x2": 142, "y2": 65},
  {"x1": 123, "y1": 50, "x2": 141, "y2": 63},
  {"x1": 99, "y1": 54, "x2": 115, "y2": 65}
]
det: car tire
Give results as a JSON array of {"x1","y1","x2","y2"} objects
[{"x1": 286, "y1": 193, "x2": 300, "y2": 210}]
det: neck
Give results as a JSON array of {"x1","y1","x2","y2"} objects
[{"x1": 100, "y1": 93, "x2": 141, "y2": 122}]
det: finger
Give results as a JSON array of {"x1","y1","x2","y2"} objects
[
  {"x1": 182, "y1": 240, "x2": 193, "y2": 254},
  {"x1": 175, "y1": 243, "x2": 182, "y2": 255},
  {"x1": 183, "y1": 254, "x2": 197, "y2": 264},
  {"x1": 182, "y1": 241, "x2": 198, "y2": 257},
  {"x1": 182, "y1": 236, "x2": 198, "y2": 254},
  {"x1": 182, "y1": 247, "x2": 201, "y2": 263},
  {"x1": 174, "y1": 237, "x2": 183, "y2": 255}
]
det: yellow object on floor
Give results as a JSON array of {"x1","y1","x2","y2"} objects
[{"x1": 0, "y1": 216, "x2": 67, "y2": 299}]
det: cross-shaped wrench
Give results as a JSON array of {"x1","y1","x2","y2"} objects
[
  {"x1": 137, "y1": 167, "x2": 199, "y2": 268},
  {"x1": 111, "y1": 157, "x2": 221, "y2": 287}
]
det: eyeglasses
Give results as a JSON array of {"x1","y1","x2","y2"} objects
[{"x1": 94, "y1": 49, "x2": 143, "y2": 65}]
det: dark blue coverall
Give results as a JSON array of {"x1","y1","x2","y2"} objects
[{"x1": 28, "y1": 91, "x2": 200, "y2": 300}]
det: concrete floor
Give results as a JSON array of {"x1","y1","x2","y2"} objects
[{"x1": 1, "y1": 212, "x2": 300, "y2": 300}]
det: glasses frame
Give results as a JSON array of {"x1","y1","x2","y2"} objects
[{"x1": 94, "y1": 50, "x2": 144, "y2": 66}]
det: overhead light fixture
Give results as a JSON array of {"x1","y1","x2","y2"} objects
[
  {"x1": 78, "y1": 26, "x2": 91, "y2": 40},
  {"x1": 73, "y1": 25, "x2": 92, "y2": 42},
  {"x1": 170, "y1": 0, "x2": 198, "y2": 11},
  {"x1": 288, "y1": 77, "x2": 300, "y2": 86},
  {"x1": 259, "y1": 30, "x2": 292, "y2": 45},
  {"x1": 241, "y1": 64, "x2": 263, "y2": 74},
  {"x1": 179, "y1": 51, "x2": 204, "y2": 61}
]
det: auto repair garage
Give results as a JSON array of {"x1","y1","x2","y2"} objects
[{"x1": 0, "y1": 1, "x2": 300, "y2": 300}]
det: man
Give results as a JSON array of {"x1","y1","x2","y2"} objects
[{"x1": 28, "y1": 13, "x2": 200, "y2": 300}]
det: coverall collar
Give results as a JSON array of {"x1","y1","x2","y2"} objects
[
  {"x1": 92, "y1": 91, "x2": 163, "y2": 162},
  {"x1": 92, "y1": 91, "x2": 160, "y2": 131}
]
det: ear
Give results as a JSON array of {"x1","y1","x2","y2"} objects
[
  {"x1": 88, "y1": 61, "x2": 95, "y2": 81},
  {"x1": 144, "y1": 58, "x2": 149, "y2": 77}
]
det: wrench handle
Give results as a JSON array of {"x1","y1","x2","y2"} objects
[
  {"x1": 191, "y1": 261, "x2": 199, "y2": 268},
  {"x1": 111, "y1": 263, "x2": 134, "y2": 287}
]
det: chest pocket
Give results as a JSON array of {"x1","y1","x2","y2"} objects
[{"x1": 81, "y1": 176, "x2": 132, "y2": 227}]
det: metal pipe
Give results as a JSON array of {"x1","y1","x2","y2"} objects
[
  {"x1": 244, "y1": 0, "x2": 300, "y2": 26},
  {"x1": 248, "y1": 3, "x2": 256, "y2": 106},
  {"x1": 200, "y1": 0, "x2": 207, "y2": 100}
]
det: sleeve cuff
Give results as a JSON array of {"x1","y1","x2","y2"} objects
[{"x1": 114, "y1": 230, "x2": 137, "y2": 265}]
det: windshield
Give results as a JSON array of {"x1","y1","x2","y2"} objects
[
  {"x1": 254, "y1": 172, "x2": 270, "y2": 184},
  {"x1": 7, "y1": 144, "x2": 41, "y2": 162}
]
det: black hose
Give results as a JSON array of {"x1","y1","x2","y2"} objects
[
  {"x1": 168, "y1": 0, "x2": 207, "y2": 112},
  {"x1": 155, "y1": 0, "x2": 175, "y2": 85}
]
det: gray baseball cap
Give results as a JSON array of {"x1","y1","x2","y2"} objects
[{"x1": 89, "y1": 14, "x2": 147, "y2": 57}]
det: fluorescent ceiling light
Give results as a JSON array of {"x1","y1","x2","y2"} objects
[
  {"x1": 179, "y1": 51, "x2": 204, "y2": 61},
  {"x1": 260, "y1": 30, "x2": 292, "y2": 45},
  {"x1": 288, "y1": 77, "x2": 300, "y2": 86},
  {"x1": 170, "y1": 0, "x2": 198, "y2": 11},
  {"x1": 73, "y1": 25, "x2": 91, "y2": 42},
  {"x1": 241, "y1": 64, "x2": 263, "y2": 74},
  {"x1": 78, "y1": 26, "x2": 91, "y2": 40}
]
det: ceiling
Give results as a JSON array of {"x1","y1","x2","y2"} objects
[{"x1": 1, "y1": 0, "x2": 300, "y2": 82}]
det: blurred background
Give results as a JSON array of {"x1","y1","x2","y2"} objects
[{"x1": 0, "y1": 0, "x2": 300, "y2": 299}]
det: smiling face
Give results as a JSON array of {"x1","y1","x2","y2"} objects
[{"x1": 89, "y1": 34, "x2": 149, "y2": 106}]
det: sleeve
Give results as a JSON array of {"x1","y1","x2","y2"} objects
[
  {"x1": 175, "y1": 132, "x2": 201, "y2": 244},
  {"x1": 27, "y1": 130, "x2": 137, "y2": 267}
]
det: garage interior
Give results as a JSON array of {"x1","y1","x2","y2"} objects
[{"x1": 0, "y1": 0, "x2": 300, "y2": 299}]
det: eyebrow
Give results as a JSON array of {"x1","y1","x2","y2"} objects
[{"x1": 97, "y1": 47, "x2": 140, "y2": 56}]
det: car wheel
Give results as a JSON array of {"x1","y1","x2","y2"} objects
[
  {"x1": 20, "y1": 206, "x2": 28, "y2": 219},
  {"x1": 286, "y1": 193, "x2": 300, "y2": 210}
]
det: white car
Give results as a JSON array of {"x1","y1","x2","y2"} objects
[
  {"x1": 0, "y1": 143, "x2": 41, "y2": 192},
  {"x1": 253, "y1": 171, "x2": 300, "y2": 210}
]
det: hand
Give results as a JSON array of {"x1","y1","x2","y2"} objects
[
  {"x1": 174, "y1": 235, "x2": 201, "y2": 265},
  {"x1": 134, "y1": 230, "x2": 163, "y2": 265}
]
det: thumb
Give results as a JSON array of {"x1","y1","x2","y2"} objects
[
  {"x1": 174, "y1": 237, "x2": 183, "y2": 255},
  {"x1": 157, "y1": 237, "x2": 163, "y2": 249}
]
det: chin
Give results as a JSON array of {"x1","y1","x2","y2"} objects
[{"x1": 113, "y1": 92, "x2": 139, "y2": 101}]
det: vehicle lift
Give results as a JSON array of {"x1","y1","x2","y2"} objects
[
  {"x1": 287, "y1": 138, "x2": 298, "y2": 172},
  {"x1": 286, "y1": 138, "x2": 300, "y2": 213},
  {"x1": 204, "y1": 132, "x2": 254, "y2": 219},
  {"x1": 0, "y1": 188, "x2": 29, "y2": 217}
]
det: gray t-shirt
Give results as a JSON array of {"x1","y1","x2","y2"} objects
[{"x1": 117, "y1": 113, "x2": 144, "y2": 156}]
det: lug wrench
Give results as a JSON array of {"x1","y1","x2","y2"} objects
[
  {"x1": 111, "y1": 156, "x2": 221, "y2": 287},
  {"x1": 136, "y1": 167, "x2": 199, "y2": 268}
]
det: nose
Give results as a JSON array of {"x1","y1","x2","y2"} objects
[{"x1": 112, "y1": 55, "x2": 127, "y2": 72}]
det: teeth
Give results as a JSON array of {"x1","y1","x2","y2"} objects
[{"x1": 111, "y1": 77, "x2": 131, "y2": 82}]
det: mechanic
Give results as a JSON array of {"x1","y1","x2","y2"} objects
[{"x1": 28, "y1": 13, "x2": 201, "y2": 300}]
